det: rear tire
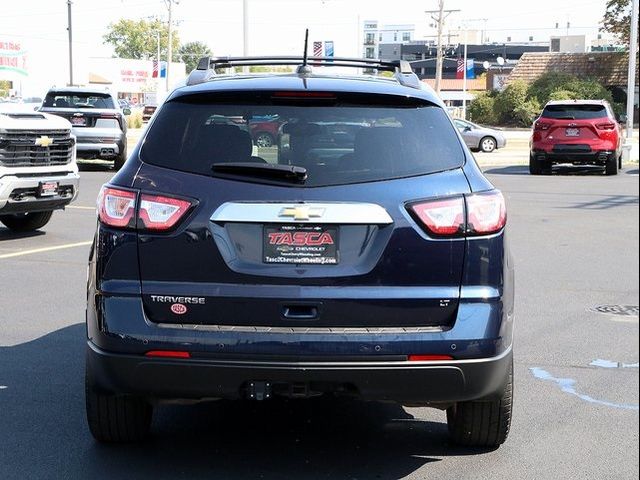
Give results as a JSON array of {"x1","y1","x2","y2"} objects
[
  {"x1": 529, "y1": 155, "x2": 551, "y2": 175},
  {"x1": 85, "y1": 372, "x2": 152, "y2": 443},
  {"x1": 114, "y1": 150, "x2": 127, "y2": 171},
  {"x1": 605, "y1": 155, "x2": 619, "y2": 176},
  {"x1": 0, "y1": 211, "x2": 53, "y2": 232},
  {"x1": 447, "y1": 359, "x2": 513, "y2": 448}
]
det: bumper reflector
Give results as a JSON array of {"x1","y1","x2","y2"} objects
[
  {"x1": 408, "y1": 354, "x2": 454, "y2": 362},
  {"x1": 145, "y1": 350, "x2": 191, "y2": 359}
]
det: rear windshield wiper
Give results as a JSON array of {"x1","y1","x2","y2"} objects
[{"x1": 211, "y1": 162, "x2": 308, "y2": 183}]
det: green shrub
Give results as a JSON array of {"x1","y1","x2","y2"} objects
[
  {"x1": 126, "y1": 110, "x2": 143, "y2": 129},
  {"x1": 494, "y1": 80, "x2": 529, "y2": 125},
  {"x1": 547, "y1": 89, "x2": 577, "y2": 101},
  {"x1": 513, "y1": 98, "x2": 541, "y2": 127},
  {"x1": 529, "y1": 72, "x2": 613, "y2": 105},
  {"x1": 468, "y1": 92, "x2": 498, "y2": 125}
]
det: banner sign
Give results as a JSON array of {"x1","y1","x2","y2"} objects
[
  {"x1": 324, "y1": 41, "x2": 334, "y2": 60},
  {"x1": 0, "y1": 40, "x2": 28, "y2": 76},
  {"x1": 466, "y1": 59, "x2": 475, "y2": 79}
]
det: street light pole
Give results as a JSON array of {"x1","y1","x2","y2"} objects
[
  {"x1": 624, "y1": 0, "x2": 639, "y2": 158},
  {"x1": 67, "y1": 0, "x2": 73, "y2": 86},
  {"x1": 462, "y1": 29, "x2": 468, "y2": 119},
  {"x1": 243, "y1": 0, "x2": 249, "y2": 72},
  {"x1": 166, "y1": 0, "x2": 174, "y2": 91}
]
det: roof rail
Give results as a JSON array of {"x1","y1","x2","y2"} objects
[{"x1": 186, "y1": 56, "x2": 422, "y2": 90}]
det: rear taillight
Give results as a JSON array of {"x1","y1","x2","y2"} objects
[
  {"x1": 139, "y1": 194, "x2": 192, "y2": 231},
  {"x1": 97, "y1": 187, "x2": 136, "y2": 228},
  {"x1": 595, "y1": 122, "x2": 616, "y2": 131},
  {"x1": 534, "y1": 121, "x2": 551, "y2": 131},
  {"x1": 409, "y1": 191, "x2": 506, "y2": 238},
  {"x1": 409, "y1": 197, "x2": 465, "y2": 236},
  {"x1": 466, "y1": 191, "x2": 507, "y2": 235},
  {"x1": 97, "y1": 186, "x2": 193, "y2": 231}
]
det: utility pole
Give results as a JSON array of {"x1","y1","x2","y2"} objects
[
  {"x1": 426, "y1": 1, "x2": 460, "y2": 95},
  {"x1": 67, "y1": 0, "x2": 73, "y2": 86},
  {"x1": 623, "y1": 0, "x2": 639, "y2": 161}
]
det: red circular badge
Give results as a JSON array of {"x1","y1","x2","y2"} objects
[{"x1": 171, "y1": 303, "x2": 188, "y2": 315}]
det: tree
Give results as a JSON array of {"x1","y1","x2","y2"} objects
[
  {"x1": 103, "y1": 18, "x2": 180, "y2": 60},
  {"x1": 177, "y1": 41, "x2": 213, "y2": 72},
  {"x1": 601, "y1": 0, "x2": 638, "y2": 47}
]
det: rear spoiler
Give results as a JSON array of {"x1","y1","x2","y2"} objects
[{"x1": 186, "y1": 56, "x2": 422, "y2": 90}]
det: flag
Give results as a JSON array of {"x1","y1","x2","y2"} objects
[
  {"x1": 313, "y1": 41, "x2": 323, "y2": 57},
  {"x1": 159, "y1": 61, "x2": 167, "y2": 78},
  {"x1": 152, "y1": 60, "x2": 158, "y2": 78},
  {"x1": 466, "y1": 59, "x2": 475, "y2": 79},
  {"x1": 456, "y1": 58, "x2": 464, "y2": 80}
]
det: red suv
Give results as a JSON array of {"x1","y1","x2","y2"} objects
[{"x1": 530, "y1": 100, "x2": 623, "y2": 175}]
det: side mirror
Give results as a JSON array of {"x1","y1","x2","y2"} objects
[
  {"x1": 122, "y1": 107, "x2": 132, "y2": 116},
  {"x1": 464, "y1": 126, "x2": 472, "y2": 131},
  {"x1": 616, "y1": 113, "x2": 627, "y2": 124}
]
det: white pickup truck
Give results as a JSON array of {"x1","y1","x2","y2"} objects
[{"x1": 0, "y1": 104, "x2": 79, "y2": 232}]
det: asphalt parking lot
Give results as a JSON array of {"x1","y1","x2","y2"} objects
[{"x1": 0, "y1": 161, "x2": 638, "y2": 480}]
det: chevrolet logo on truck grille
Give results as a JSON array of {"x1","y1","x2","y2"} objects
[
  {"x1": 35, "y1": 135, "x2": 54, "y2": 147},
  {"x1": 279, "y1": 206, "x2": 325, "y2": 221}
]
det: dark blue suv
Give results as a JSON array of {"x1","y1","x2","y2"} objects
[{"x1": 86, "y1": 56, "x2": 514, "y2": 447}]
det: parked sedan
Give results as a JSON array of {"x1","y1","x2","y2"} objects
[{"x1": 453, "y1": 119, "x2": 506, "y2": 153}]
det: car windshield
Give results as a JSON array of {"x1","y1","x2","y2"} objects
[
  {"x1": 43, "y1": 92, "x2": 115, "y2": 109},
  {"x1": 542, "y1": 104, "x2": 608, "y2": 120},
  {"x1": 141, "y1": 95, "x2": 464, "y2": 187}
]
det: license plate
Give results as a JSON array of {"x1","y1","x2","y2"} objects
[
  {"x1": 263, "y1": 225, "x2": 339, "y2": 265},
  {"x1": 71, "y1": 117, "x2": 86, "y2": 126},
  {"x1": 565, "y1": 128, "x2": 580, "y2": 137},
  {"x1": 38, "y1": 181, "x2": 59, "y2": 197}
]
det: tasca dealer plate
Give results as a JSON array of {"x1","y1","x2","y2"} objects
[{"x1": 263, "y1": 224, "x2": 339, "y2": 265}]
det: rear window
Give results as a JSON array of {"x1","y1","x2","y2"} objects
[
  {"x1": 43, "y1": 92, "x2": 115, "y2": 109},
  {"x1": 140, "y1": 95, "x2": 464, "y2": 187},
  {"x1": 542, "y1": 104, "x2": 608, "y2": 120}
]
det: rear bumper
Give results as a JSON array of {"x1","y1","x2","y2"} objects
[
  {"x1": 76, "y1": 141, "x2": 123, "y2": 159},
  {"x1": 531, "y1": 148, "x2": 616, "y2": 164},
  {"x1": 87, "y1": 341, "x2": 512, "y2": 404},
  {"x1": 0, "y1": 170, "x2": 79, "y2": 213}
]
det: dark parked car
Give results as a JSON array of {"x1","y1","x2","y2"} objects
[
  {"x1": 40, "y1": 87, "x2": 129, "y2": 170},
  {"x1": 86, "y1": 56, "x2": 514, "y2": 448},
  {"x1": 530, "y1": 99, "x2": 623, "y2": 175},
  {"x1": 142, "y1": 104, "x2": 157, "y2": 122}
]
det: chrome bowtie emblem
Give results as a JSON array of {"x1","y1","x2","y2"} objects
[
  {"x1": 35, "y1": 135, "x2": 53, "y2": 147},
  {"x1": 278, "y1": 206, "x2": 325, "y2": 221}
]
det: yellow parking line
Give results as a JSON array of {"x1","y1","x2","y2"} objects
[{"x1": 0, "y1": 241, "x2": 92, "y2": 260}]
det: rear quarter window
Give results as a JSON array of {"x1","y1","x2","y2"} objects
[{"x1": 141, "y1": 93, "x2": 464, "y2": 187}]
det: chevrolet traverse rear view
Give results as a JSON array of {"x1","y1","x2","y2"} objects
[{"x1": 86, "y1": 56, "x2": 515, "y2": 448}]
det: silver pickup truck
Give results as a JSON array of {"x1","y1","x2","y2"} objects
[{"x1": 0, "y1": 104, "x2": 79, "y2": 232}]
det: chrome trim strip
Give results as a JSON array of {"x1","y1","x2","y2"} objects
[
  {"x1": 210, "y1": 202, "x2": 394, "y2": 225},
  {"x1": 156, "y1": 323, "x2": 445, "y2": 334}
]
